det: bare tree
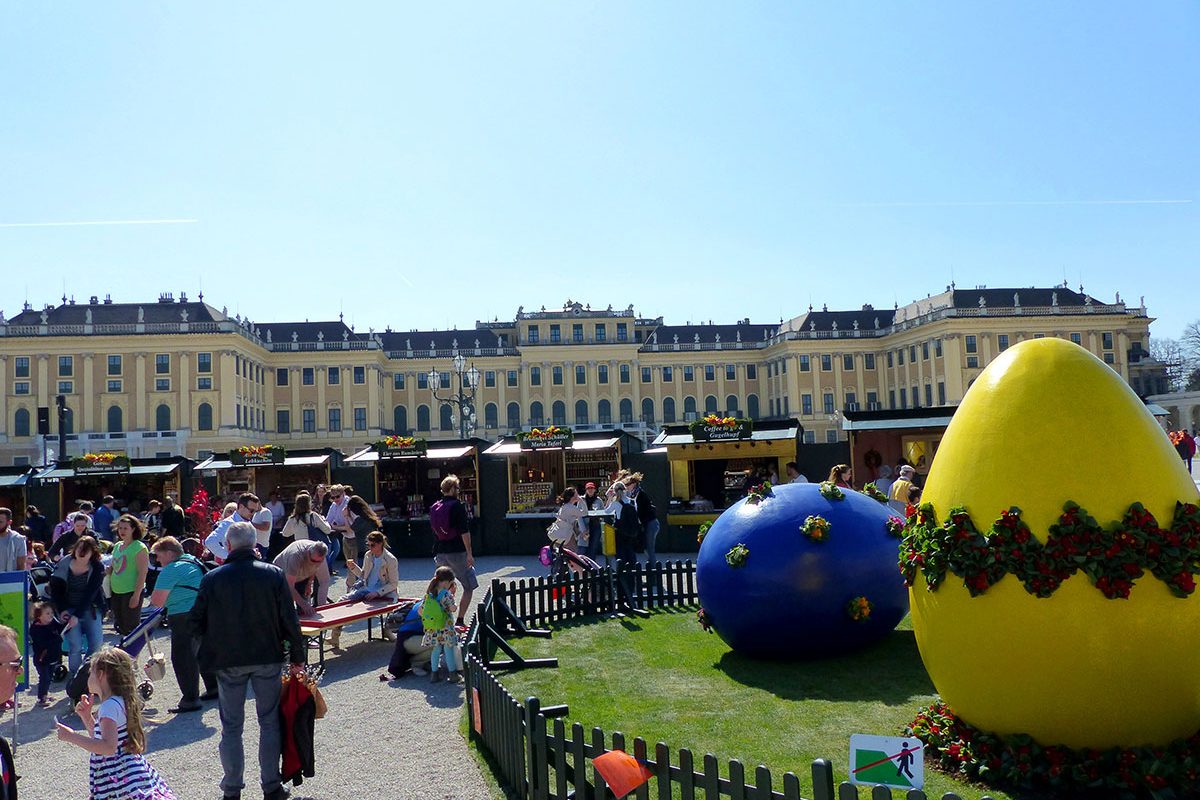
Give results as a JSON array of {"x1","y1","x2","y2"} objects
[{"x1": 1151, "y1": 337, "x2": 1188, "y2": 392}]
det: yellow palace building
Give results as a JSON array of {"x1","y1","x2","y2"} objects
[{"x1": 0, "y1": 285, "x2": 1166, "y2": 468}]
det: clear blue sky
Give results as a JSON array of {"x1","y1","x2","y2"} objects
[{"x1": 2, "y1": 3, "x2": 1197, "y2": 337}]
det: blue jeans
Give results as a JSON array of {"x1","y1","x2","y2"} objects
[
  {"x1": 324, "y1": 535, "x2": 342, "y2": 572},
  {"x1": 64, "y1": 609, "x2": 104, "y2": 674},
  {"x1": 430, "y1": 641, "x2": 460, "y2": 673},
  {"x1": 644, "y1": 519, "x2": 661, "y2": 565},
  {"x1": 217, "y1": 663, "x2": 283, "y2": 796}
]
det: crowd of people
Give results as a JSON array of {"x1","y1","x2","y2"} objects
[
  {"x1": 5, "y1": 474, "x2": 480, "y2": 799},
  {"x1": 546, "y1": 469, "x2": 660, "y2": 566}
]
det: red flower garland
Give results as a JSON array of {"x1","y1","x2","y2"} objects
[{"x1": 900, "y1": 501, "x2": 1200, "y2": 599}]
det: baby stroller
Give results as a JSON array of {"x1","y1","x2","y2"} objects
[
  {"x1": 28, "y1": 563, "x2": 54, "y2": 603},
  {"x1": 67, "y1": 606, "x2": 166, "y2": 704}
]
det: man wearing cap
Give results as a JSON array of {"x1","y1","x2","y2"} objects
[
  {"x1": 581, "y1": 482, "x2": 604, "y2": 558},
  {"x1": 888, "y1": 465, "x2": 916, "y2": 515}
]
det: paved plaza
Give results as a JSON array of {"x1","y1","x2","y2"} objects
[{"x1": 7, "y1": 554, "x2": 580, "y2": 800}]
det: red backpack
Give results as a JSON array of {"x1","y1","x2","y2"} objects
[{"x1": 429, "y1": 498, "x2": 460, "y2": 542}]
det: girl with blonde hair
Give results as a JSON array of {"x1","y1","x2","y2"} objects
[{"x1": 56, "y1": 646, "x2": 175, "y2": 798}]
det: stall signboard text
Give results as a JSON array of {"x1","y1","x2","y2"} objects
[
  {"x1": 690, "y1": 415, "x2": 753, "y2": 442},
  {"x1": 73, "y1": 452, "x2": 132, "y2": 476},
  {"x1": 374, "y1": 435, "x2": 429, "y2": 458},
  {"x1": 517, "y1": 426, "x2": 574, "y2": 451},
  {"x1": 230, "y1": 445, "x2": 287, "y2": 466}
]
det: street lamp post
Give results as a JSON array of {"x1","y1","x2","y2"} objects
[{"x1": 429, "y1": 354, "x2": 480, "y2": 439}]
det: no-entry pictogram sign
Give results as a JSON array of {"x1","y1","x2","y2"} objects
[{"x1": 848, "y1": 734, "x2": 924, "y2": 791}]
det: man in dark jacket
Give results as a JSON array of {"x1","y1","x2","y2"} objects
[
  {"x1": 626, "y1": 473, "x2": 659, "y2": 565},
  {"x1": 192, "y1": 521, "x2": 305, "y2": 800}
]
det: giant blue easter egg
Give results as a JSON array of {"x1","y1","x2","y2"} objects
[{"x1": 696, "y1": 482, "x2": 907, "y2": 658}]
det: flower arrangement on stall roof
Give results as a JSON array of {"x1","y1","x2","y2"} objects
[
  {"x1": 819, "y1": 481, "x2": 845, "y2": 501},
  {"x1": 235, "y1": 445, "x2": 275, "y2": 457},
  {"x1": 800, "y1": 515, "x2": 831, "y2": 542},
  {"x1": 725, "y1": 543, "x2": 750, "y2": 568},
  {"x1": 81, "y1": 452, "x2": 120, "y2": 465},
  {"x1": 381, "y1": 434, "x2": 416, "y2": 448},
  {"x1": 520, "y1": 425, "x2": 568, "y2": 441},
  {"x1": 184, "y1": 487, "x2": 221, "y2": 538},
  {"x1": 862, "y1": 482, "x2": 889, "y2": 503},
  {"x1": 697, "y1": 520, "x2": 713, "y2": 545},
  {"x1": 746, "y1": 482, "x2": 773, "y2": 505},
  {"x1": 701, "y1": 414, "x2": 739, "y2": 428},
  {"x1": 846, "y1": 596, "x2": 873, "y2": 622}
]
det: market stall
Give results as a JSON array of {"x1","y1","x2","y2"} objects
[
  {"x1": 0, "y1": 467, "x2": 34, "y2": 523},
  {"x1": 194, "y1": 446, "x2": 339, "y2": 509},
  {"x1": 481, "y1": 428, "x2": 645, "y2": 555},
  {"x1": 35, "y1": 454, "x2": 193, "y2": 520},
  {"x1": 652, "y1": 418, "x2": 801, "y2": 538},
  {"x1": 841, "y1": 407, "x2": 957, "y2": 485},
  {"x1": 343, "y1": 436, "x2": 488, "y2": 557}
]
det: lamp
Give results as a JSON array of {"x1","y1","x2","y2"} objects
[{"x1": 430, "y1": 356, "x2": 481, "y2": 439}]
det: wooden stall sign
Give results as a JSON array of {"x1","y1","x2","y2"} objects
[
  {"x1": 373, "y1": 435, "x2": 429, "y2": 458},
  {"x1": 73, "y1": 452, "x2": 131, "y2": 476},
  {"x1": 689, "y1": 415, "x2": 753, "y2": 442},
  {"x1": 517, "y1": 426, "x2": 574, "y2": 451},
  {"x1": 230, "y1": 445, "x2": 287, "y2": 467}
]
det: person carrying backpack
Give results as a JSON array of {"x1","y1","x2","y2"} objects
[
  {"x1": 420, "y1": 566, "x2": 461, "y2": 683},
  {"x1": 429, "y1": 475, "x2": 478, "y2": 629},
  {"x1": 149, "y1": 536, "x2": 218, "y2": 713}
]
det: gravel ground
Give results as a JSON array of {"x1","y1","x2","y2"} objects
[{"x1": 6, "y1": 554, "x2": 559, "y2": 800}]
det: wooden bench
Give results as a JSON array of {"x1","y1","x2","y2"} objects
[{"x1": 300, "y1": 597, "x2": 413, "y2": 664}]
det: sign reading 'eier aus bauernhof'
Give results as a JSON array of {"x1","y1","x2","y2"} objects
[
  {"x1": 517, "y1": 427, "x2": 574, "y2": 451},
  {"x1": 689, "y1": 416, "x2": 753, "y2": 442}
]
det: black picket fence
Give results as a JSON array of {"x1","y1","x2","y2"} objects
[{"x1": 465, "y1": 561, "x2": 995, "y2": 800}]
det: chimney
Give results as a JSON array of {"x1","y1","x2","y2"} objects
[
  {"x1": 103, "y1": 294, "x2": 113, "y2": 304},
  {"x1": 89, "y1": 295, "x2": 99, "y2": 305},
  {"x1": 158, "y1": 292, "x2": 174, "y2": 304},
  {"x1": 179, "y1": 292, "x2": 188, "y2": 303}
]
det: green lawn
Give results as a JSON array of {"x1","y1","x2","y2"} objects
[{"x1": 494, "y1": 609, "x2": 1015, "y2": 800}]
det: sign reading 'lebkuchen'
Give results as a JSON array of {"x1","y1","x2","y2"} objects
[
  {"x1": 517, "y1": 426, "x2": 574, "y2": 450},
  {"x1": 73, "y1": 452, "x2": 132, "y2": 476},
  {"x1": 689, "y1": 415, "x2": 753, "y2": 442},
  {"x1": 229, "y1": 445, "x2": 286, "y2": 467},
  {"x1": 373, "y1": 435, "x2": 428, "y2": 458}
]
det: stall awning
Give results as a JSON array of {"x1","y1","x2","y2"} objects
[
  {"x1": 1147, "y1": 403, "x2": 1170, "y2": 417},
  {"x1": 196, "y1": 454, "x2": 331, "y2": 471},
  {"x1": 0, "y1": 473, "x2": 29, "y2": 487},
  {"x1": 841, "y1": 408, "x2": 956, "y2": 432},
  {"x1": 37, "y1": 463, "x2": 181, "y2": 480},
  {"x1": 652, "y1": 425, "x2": 799, "y2": 447}
]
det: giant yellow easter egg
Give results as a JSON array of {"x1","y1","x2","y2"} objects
[{"x1": 909, "y1": 338, "x2": 1200, "y2": 749}]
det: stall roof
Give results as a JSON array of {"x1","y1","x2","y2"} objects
[
  {"x1": 37, "y1": 463, "x2": 181, "y2": 480},
  {"x1": 196, "y1": 453, "x2": 331, "y2": 471},
  {"x1": 841, "y1": 406, "x2": 957, "y2": 432},
  {"x1": 346, "y1": 444, "x2": 477, "y2": 462},
  {"x1": 651, "y1": 420, "x2": 801, "y2": 447},
  {"x1": 0, "y1": 472, "x2": 30, "y2": 487},
  {"x1": 1146, "y1": 403, "x2": 1170, "y2": 417}
]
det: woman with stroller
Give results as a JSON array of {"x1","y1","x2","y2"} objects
[{"x1": 50, "y1": 536, "x2": 107, "y2": 675}]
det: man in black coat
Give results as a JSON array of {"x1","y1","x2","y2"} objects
[
  {"x1": 192, "y1": 521, "x2": 305, "y2": 800},
  {"x1": 0, "y1": 625, "x2": 20, "y2": 798}
]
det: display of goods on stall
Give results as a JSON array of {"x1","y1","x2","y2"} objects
[
  {"x1": 689, "y1": 414, "x2": 753, "y2": 442},
  {"x1": 373, "y1": 435, "x2": 428, "y2": 458},
  {"x1": 229, "y1": 444, "x2": 286, "y2": 466},
  {"x1": 73, "y1": 452, "x2": 132, "y2": 475},
  {"x1": 517, "y1": 426, "x2": 574, "y2": 450}
]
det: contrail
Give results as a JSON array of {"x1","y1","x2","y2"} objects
[
  {"x1": 829, "y1": 199, "x2": 1192, "y2": 208},
  {"x1": 0, "y1": 218, "x2": 199, "y2": 228}
]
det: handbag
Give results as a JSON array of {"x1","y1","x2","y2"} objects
[{"x1": 305, "y1": 513, "x2": 331, "y2": 545}]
